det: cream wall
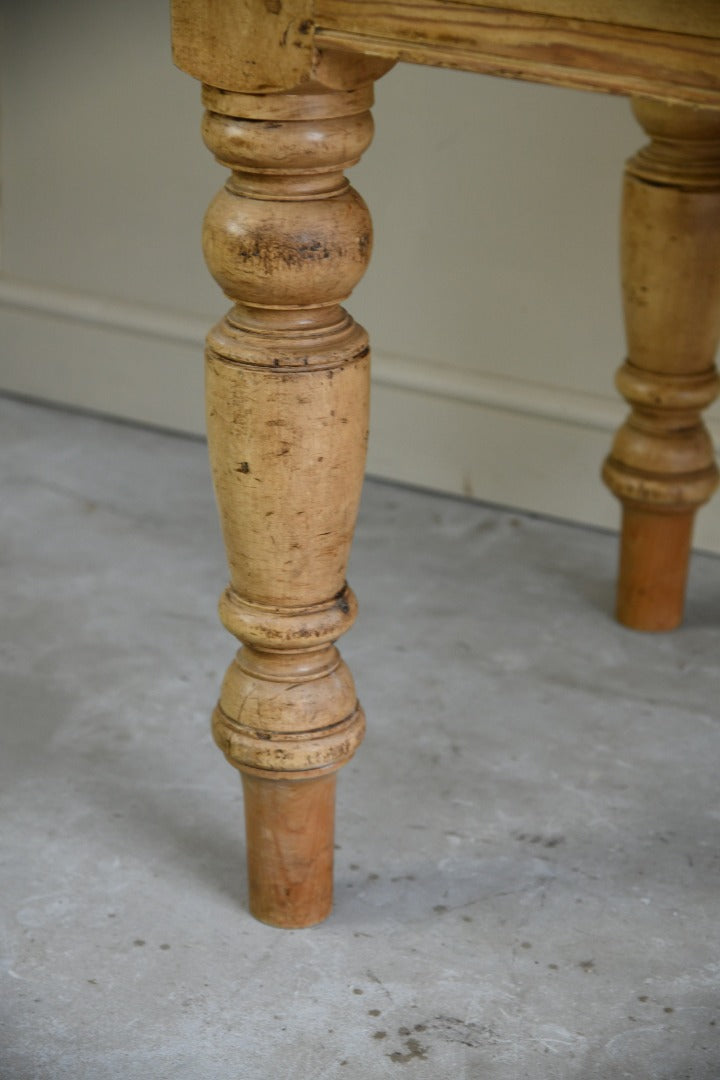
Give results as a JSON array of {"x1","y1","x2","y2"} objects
[{"x1": 2, "y1": 1, "x2": 720, "y2": 551}]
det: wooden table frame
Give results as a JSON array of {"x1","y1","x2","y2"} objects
[{"x1": 171, "y1": 1, "x2": 720, "y2": 927}]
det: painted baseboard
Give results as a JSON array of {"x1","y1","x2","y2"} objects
[{"x1": 2, "y1": 274, "x2": 720, "y2": 553}]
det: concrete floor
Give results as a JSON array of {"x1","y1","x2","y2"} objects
[{"x1": 1, "y1": 394, "x2": 720, "y2": 1080}]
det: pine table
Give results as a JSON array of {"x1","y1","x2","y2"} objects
[{"x1": 171, "y1": 1, "x2": 720, "y2": 927}]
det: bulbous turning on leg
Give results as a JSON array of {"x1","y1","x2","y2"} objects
[{"x1": 200, "y1": 57, "x2": 390, "y2": 926}]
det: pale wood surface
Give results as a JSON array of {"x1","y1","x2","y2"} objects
[
  {"x1": 200, "y1": 58, "x2": 385, "y2": 926},
  {"x1": 172, "y1": 0, "x2": 315, "y2": 92},
  {"x1": 443, "y1": 0, "x2": 720, "y2": 38}
]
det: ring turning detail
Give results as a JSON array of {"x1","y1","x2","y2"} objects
[{"x1": 200, "y1": 53, "x2": 392, "y2": 927}]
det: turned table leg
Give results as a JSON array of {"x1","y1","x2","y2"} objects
[
  {"x1": 200, "y1": 58, "x2": 386, "y2": 927},
  {"x1": 603, "y1": 98, "x2": 720, "y2": 631}
]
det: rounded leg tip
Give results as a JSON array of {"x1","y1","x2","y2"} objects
[
  {"x1": 615, "y1": 595, "x2": 684, "y2": 632},
  {"x1": 248, "y1": 897, "x2": 333, "y2": 930}
]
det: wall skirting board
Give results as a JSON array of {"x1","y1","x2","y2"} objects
[{"x1": 2, "y1": 274, "x2": 720, "y2": 554}]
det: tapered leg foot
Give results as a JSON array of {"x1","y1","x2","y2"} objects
[
  {"x1": 616, "y1": 507, "x2": 694, "y2": 631},
  {"x1": 242, "y1": 774, "x2": 336, "y2": 928}
]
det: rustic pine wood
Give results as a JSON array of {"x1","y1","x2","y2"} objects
[
  {"x1": 171, "y1": 0, "x2": 316, "y2": 92},
  {"x1": 199, "y1": 55, "x2": 392, "y2": 928},
  {"x1": 172, "y1": 2, "x2": 720, "y2": 926},
  {"x1": 315, "y1": 2, "x2": 720, "y2": 106},
  {"x1": 603, "y1": 98, "x2": 720, "y2": 630},
  {"x1": 461, "y1": 0, "x2": 720, "y2": 36}
]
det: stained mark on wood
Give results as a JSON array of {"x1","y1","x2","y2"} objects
[{"x1": 234, "y1": 232, "x2": 333, "y2": 270}]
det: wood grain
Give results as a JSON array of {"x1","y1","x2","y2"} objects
[
  {"x1": 172, "y1": 0, "x2": 315, "y2": 92},
  {"x1": 462, "y1": 0, "x2": 720, "y2": 39},
  {"x1": 173, "y1": 0, "x2": 720, "y2": 100},
  {"x1": 315, "y1": 1, "x2": 720, "y2": 105}
]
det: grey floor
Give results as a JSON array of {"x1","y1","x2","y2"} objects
[{"x1": 2, "y1": 394, "x2": 720, "y2": 1080}]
